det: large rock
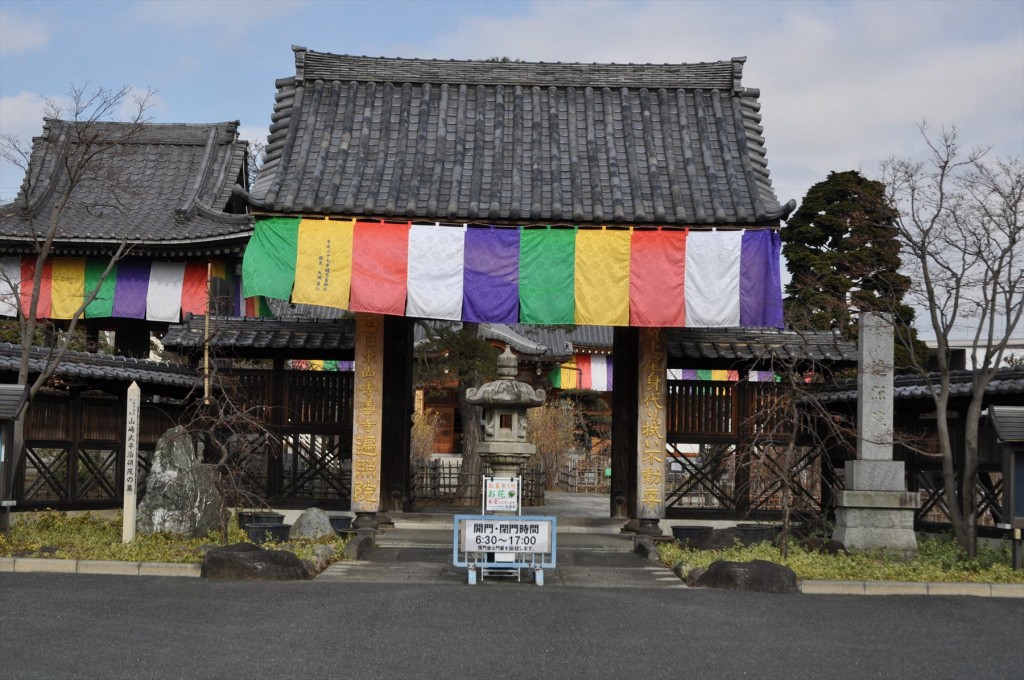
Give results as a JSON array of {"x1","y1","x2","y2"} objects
[
  {"x1": 695, "y1": 560, "x2": 798, "y2": 594},
  {"x1": 289, "y1": 507, "x2": 334, "y2": 540},
  {"x1": 201, "y1": 543, "x2": 312, "y2": 580},
  {"x1": 136, "y1": 426, "x2": 222, "y2": 538}
]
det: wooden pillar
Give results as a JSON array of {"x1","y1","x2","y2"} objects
[
  {"x1": 380, "y1": 315, "x2": 414, "y2": 515},
  {"x1": 268, "y1": 358, "x2": 285, "y2": 499},
  {"x1": 351, "y1": 313, "x2": 385, "y2": 529},
  {"x1": 635, "y1": 328, "x2": 666, "y2": 535},
  {"x1": 611, "y1": 327, "x2": 638, "y2": 519}
]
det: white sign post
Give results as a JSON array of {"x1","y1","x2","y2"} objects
[{"x1": 122, "y1": 382, "x2": 141, "y2": 543}]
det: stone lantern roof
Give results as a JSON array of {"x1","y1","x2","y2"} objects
[{"x1": 466, "y1": 346, "x2": 545, "y2": 408}]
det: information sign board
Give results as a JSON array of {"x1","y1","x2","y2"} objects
[
  {"x1": 460, "y1": 518, "x2": 552, "y2": 554},
  {"x1": 483, "y1": 476, "x2": 520, "y2": 513}
]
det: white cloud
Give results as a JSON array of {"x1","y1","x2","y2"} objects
[
  {"x1": 126, "y1": 0, "x2": 304, "y2": 47},
  {"x1": 0, "y1": 91, "x2": 50, "y2": 141},
  {"x1": 0, "y1": 9, "x2": 50, "y2": 55},
  {"x1": 418, "y1": 0, "x2": 1024, "y2": 205}
]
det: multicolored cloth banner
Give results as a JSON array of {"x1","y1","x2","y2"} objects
[
  {"x1": 549, "y1": 354, "x2": 614, "y2": 391},
  {"x1": 288, "y1": 359, "x2": 354, "y2": 371},
  {"x1": 0, "y1": 256, "x2": 270, "y2": 321},
  {"x1": 667, "y1": 369, "x2": 778, "y2": 382},
  {"x1": 242, "y1": 218, "x2": 784, "y2": 328}
]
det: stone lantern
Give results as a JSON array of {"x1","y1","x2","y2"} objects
[{"x1": 466, "y1": 345, "x2": 546, "y2": 479}]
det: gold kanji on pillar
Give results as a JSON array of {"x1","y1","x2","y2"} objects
[
  {"x1": 636, "y1": 328, "x2": 666, "y2": 519},
  {"x1": 351, "y1": 313, "x2": 385, "y2": 513}
]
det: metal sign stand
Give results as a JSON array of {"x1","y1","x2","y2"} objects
[{"x1": 454, "y1": 514, "x2": 557, "y2": 586}]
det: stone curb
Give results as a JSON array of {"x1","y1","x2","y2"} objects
[
  {"x1": 3, "y1": 556, "x2": 1022, "y2": 596},
  {"x1": 798, "y1": 579, "x2": 1024, "y2": 598},
  {"x1": 0, "y1": 557, "x2": 200, "y2": 577}
]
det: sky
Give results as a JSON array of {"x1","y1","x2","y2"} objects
[
  {"x1": 1, "y1": 0, "x2": 1021, "y2": 205},
  {"x1": 1, "y1": 0, "x2": 1022, "y2": 345}
]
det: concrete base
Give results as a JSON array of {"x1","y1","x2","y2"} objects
[
  {"x1": 845, "y1": 460, "x2": 907, "y2": 492},
  {"x1": 352, "y1": 512, "x2": 380, "y2": 531},
  {"x1": 635, "y1": 518, "x2": 663, "y2": 537},
  {"x1": 833, "y1": 490, "x2": 918, "y2": 554}
]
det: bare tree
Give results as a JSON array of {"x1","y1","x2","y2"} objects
[
  {"x1": 0, "y1": 83, "x2": 154, "y2": 517},
  {"x1": 741, "y1": 354, "x2": 854, "y2": 557},
  {"x1": 880, "y1": 124, "x2": 1023, "y2": 555}
]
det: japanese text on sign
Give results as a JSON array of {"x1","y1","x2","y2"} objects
[
  {"x1": 461, "y1": 519, "x2": 552, "y2": 553},
  {"x1": 484, "y1": 477, "x2": 520, "y2": 513}
]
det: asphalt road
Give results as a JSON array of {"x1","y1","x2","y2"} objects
[{"x1": 1, "y1": 573, "x2": 1021, "y2": 680}]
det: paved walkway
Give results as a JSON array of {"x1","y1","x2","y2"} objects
[{"x1": 320, "y1": 496, "x2": 685, "y2": 588}]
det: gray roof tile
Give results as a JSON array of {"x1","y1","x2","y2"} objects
[
  {"x1": 819, "y1": 367, "x2": 1024, "y2": 403},
  {"x1": 1, "y1": 120, "x2": 253, "y2": 254},
  {"x1": 161, "y1": 315, "x2": 355, "y2": 353},
  {"x1": 0, "y1": 343, "x2": 198, "y2": 389},
  {"x1": 248, "y1": 48, "x2": 795, "y2": 225}
]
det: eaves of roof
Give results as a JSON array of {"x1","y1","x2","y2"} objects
[
  {"x1": 0, "y1": 343, "x2": 199, "y2": 390},
  {"x1": 817, "y1": 368, "x2": 1024, "y2": 403},
  {"x1": 667, "y1": 327, "x2": 858, "y2": 364},
  {"x1": 161, "y1": 315, "x2": 356, "y2": 353}
]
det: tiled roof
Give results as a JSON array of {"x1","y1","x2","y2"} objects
[
  {"x1": 667, "y1": 328, "x2": 859, "y2": 363},
  {"x1": 566, "y1": 326, "x2": 614, "y2": 351},
  {"x1": 479, "y1": 324, "x2": 552, "y2": 356},
  {"x1": 819, "y1": 367, "x2": 1024, "y2": 403},
  {"x1": 248, "y1": 47, "x2": 794, "y2": 225},
  {"x1": 0, "y1": 343, "x2": 199, "y2": 389},
  {"x1": 0, "y1": 120, "x2": 253, "y2": 254},
  {"x1": 0, "y1": 383, "x2": 28, "y2": 420},
  {"x1": 989, "y1": 406, "x2": 1024, "y2": 442},
  {"x1": 161, "y1": 315, "x2": 355, "y2": 352}
]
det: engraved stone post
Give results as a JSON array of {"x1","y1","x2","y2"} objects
[
  {"x1": 636, "y1": 328, "x2": 666, "y2": 536},
  {"x1": 352, "y1": 313, "x2": 385, "y2": 530},
  {"x1": 833, "y1": 313, "x2": 918, "y2": 554}
]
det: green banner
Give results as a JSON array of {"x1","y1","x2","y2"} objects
[
  {"x1": 84, "y1": 258, "x2": 116, "y2": 318},
  {"x1": 519, "y1": 228, "x2": 575, "y2": 324},
  {"x1": 242, "y1": 217, "x2": 300, "y2": 299}
]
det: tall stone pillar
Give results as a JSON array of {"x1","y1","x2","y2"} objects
[
  {"x1": 351, "y1": 313, "x2": 385, "y2": 530},
  {"x1": 635, "y1": 328, "x2": 666, "y2": 536},
  {"x1": 833, "y1": 313, "x2": 918, "y2": 554}
]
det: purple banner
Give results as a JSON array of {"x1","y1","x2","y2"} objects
[
  {"x1": 112, "y1": 260, "x2": 151, "y2": 319},
  {"x1": 462, "y1": 227, "x2": 520, "y2": 323},
  {"x1": 740, "y1": 230, "x2": 783, "y2": 328}
]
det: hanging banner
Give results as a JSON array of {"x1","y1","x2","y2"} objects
[
  {"x1": 351, "y1": 313, "x2": 385, "y2": 514},
  {"x1": 1, "y1": 256, "x2": 267, "y2": 322},
  {"x1": 232, "y1": 219, "x2": 786, "y2": 329}
]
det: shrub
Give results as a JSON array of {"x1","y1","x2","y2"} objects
[
  {"x1": 0, "y1": 510, "x2": 349, "y2": 565},
  {"x1": 658, "y1": 533, "x2": 1023, "y2": 584}
]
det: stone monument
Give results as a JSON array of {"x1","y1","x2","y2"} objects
[{"x1": 833, "y1": 313, "x2": 918, "y2": 554}]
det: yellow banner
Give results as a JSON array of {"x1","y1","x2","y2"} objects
[
  {"x1": 574, "y1": 228, "x2": 631, "y2": 325},
  {"x1": 292, "y1": 218, "x2": 354, "y2": 308},
  {"x1": 50, "y1": 258, "x2": 86, "y2": 320}
]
